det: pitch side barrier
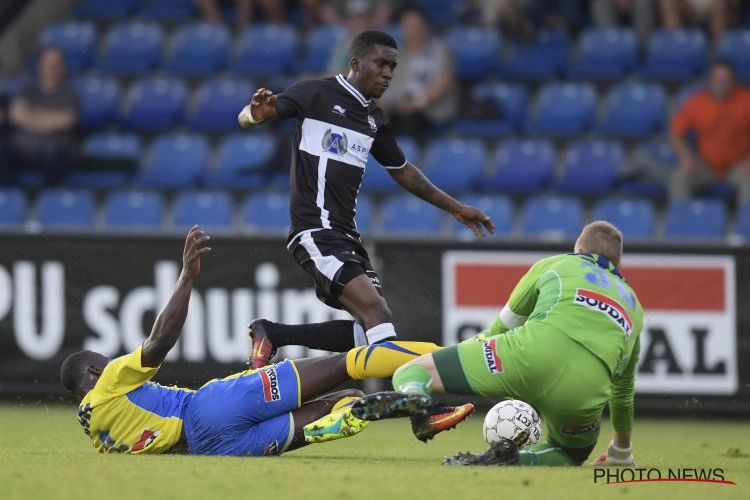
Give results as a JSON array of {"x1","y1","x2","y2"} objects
[{"x1": 0, "y1": 234, "x2": 747, "y2": 416}]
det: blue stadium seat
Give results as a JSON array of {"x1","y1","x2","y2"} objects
[
  {"x1": 81, "y1": 132, "x2": 142, "y2": 165},
  {"x1": 418, "y1": 0, "x2": 466, "y2": 25},
  {"x1": 482, "y1": 139, "x2": 555, "y2": 194},
  {"x1": 422, "y1": 138, "x2": 486, "y2": 192},
  {"x1": 444, "y1": 27, "x2": 502, "y2": 80},
  {"x1": 354, "y1": 194, "x2": 374, "y2": 233},
  {"x1": 138, "y1": 0, "x2": 196, "y2": 21},
  {"x1": 556, "y1": 140, "x2": 624, "y2": 196},
  {"x1": 361, "y1": 137, "x2": 420, "y2": 194},
  {"x1": 163, "y1": 23, "x2": 230, "y2": 75},
  {"x1": 172, "y1": 191, "x2": 234, "y2": 231},
  {"x1": 618, "y1": 137, "x2": 675, "y2": 198},
  {"x1": 0, "y1": 75, "x2": 32, "y2": 97},
  {"x1": 380, "y1": 195, "x2": 444, "y2": 235},
  {"x1": 207, "y1": 133, "x2": 278, "y2": 189},
  {"x1": 717, "y1": 30, "x2": 750, "y2": 82},
  {"x1": 453, "y1": 82, "x2": 528, "y2": 136},
  {"x1": 592, "y1": 198, "x2": 655, "y2": 240},
  {"x1": 502, "y1": 29, "x2": 570, "y2": 81},
  {"x1": 0, "y1": 188, "x2": 28, "y2": 227},
  {"x1": 674, "y1": 82, "x2": 705, "y2": 110},
  {"x1": 74, "y1": 0, "x2": 140, "y2": 20},
  {"x1": 103, "y1": 190, "x2": 165, "y2": 229},
  {"x1": 452, "y1": 194, "x2": 513, "y2": 237},
  {"x1": 639, "y1": 29, "x2": 707, "y2": 82},
  {"x1": 120, "y1": 76, "x2": 187, "y2": 131},
  {"x1": 38, "y1": 21, "x2": 97, "y2": 72},
  {"x1": 734, "y1": 202, "x2": 750, "y2": 239},
  {"x1": 525, "y1": 82, "x2": 596, "y2": 137},
  {"x1": 240, "y1": 192, "x2": 289, "y2": 233},
  {"x1": 69, "y1": 132, "x2": 141, "y2": 188},
  {"x1": 663, "y1": 199, "x2": 727, "y2": 240},
  {"x1": 231, "y1": 24, "x2": 297, "y2": 76},
  {"x1": 139, "y1": 133, "x2": 210, "y2": 188},
  {"x1": 520, "y1": 196, "x2": 584, "y2": 239},
  {"x1": 299, "y1": 25, "x2": 347, "y2": 74},
  {"x1": 186, "y1": 77, "x2": 253, "y2": 132},
  {"x1": 637, "y1": 138, "x2": 678, "y2": 165},
  {"x1": 96, "y1": 21, "x2": 164, "y2": 75},
  {"x1": 568, "y1": 28, "x2": 637, "y2": 81},
  {"x1": 35, "y1": 189, "x2": 95, "y2": 229},
  {"x1": 596, "y1": 83, "x2": 667, "y2": 138},
  {"x1": 71, "y1": 75, "x2": 121, "y2": 130}
]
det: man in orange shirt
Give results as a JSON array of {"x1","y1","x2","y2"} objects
[{"x1": 669, "y1": 60, "x2": 750, "y2": 203}]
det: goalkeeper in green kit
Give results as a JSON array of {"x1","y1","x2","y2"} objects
[{"x1": 351, "y1": 221, "x2": 643, "y2": 466}]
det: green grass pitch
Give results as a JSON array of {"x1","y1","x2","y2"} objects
[{"x1": 1, "y1": 403, "x2": 747, "y2": 500}]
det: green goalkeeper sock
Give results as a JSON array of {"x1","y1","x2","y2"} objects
[
  {"x1": 392, "y1": 364, "x2": 433, "y2": 395},
  {"x1": 518, "y1": 443, "x2": 576, "y2": 466}
]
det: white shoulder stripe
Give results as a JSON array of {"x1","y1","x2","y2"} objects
[
  {"x1": 336, "y1": 74, "x2": 370, "y2": 107},
  {"x1": 499, "y1": 307, "x2": 527, "y2": 329}
]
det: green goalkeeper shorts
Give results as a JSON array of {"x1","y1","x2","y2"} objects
[{"x1": 432, "y1": 322, "x2": 611, "y2": 450}]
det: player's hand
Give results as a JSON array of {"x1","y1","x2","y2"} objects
[
  {"x1": 182, "y1": 225, "x2": 211, "y2": 278},
  {"x1": 250, "y1": 87, "x2": 277, "y2": 119},
  {"x1": 453, "y1": 204, "x2": 495, "y2": 237},
  {"x1": 590, "y1": 441, "x2": 634, "y2": 466}
]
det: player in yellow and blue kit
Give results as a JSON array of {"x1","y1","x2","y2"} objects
[{"x1": 61, "y1": 226, "x2": 473, "y2": 456}]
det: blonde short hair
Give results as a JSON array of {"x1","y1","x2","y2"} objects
[{"x1": 575, "y1": 221, "x2": 623, "y2": 268}]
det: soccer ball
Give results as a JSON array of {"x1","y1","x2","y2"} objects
[{"x1": 483, "y1": 399, "x2": 542, "y2": 450}]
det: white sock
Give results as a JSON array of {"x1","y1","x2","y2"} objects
[
  {"x1": 365, "y1": 322, "x2": 397, "y2": 344},
  {"x1": 353, "y1": 322, "x2": 368, "y2": 347}
]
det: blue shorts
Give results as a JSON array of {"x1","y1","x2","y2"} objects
[{"x1": 184, "y1": 360, "x2": 301, "y2": 456}]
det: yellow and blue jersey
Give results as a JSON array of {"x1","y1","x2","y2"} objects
[{"x1": 77, "y1": 346, "x2": 193, "y2": 454}]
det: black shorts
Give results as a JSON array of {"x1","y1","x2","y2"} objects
[{"x1": 288, "y1": 229, "x2": 384, "y2": 310}]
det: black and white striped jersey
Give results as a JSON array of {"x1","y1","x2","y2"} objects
[{"x1": 274, "y1": 74, "x2": 406, "y2": 245}]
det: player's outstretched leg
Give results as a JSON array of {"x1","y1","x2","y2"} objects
[
  {"x1": 303, "y1": 396, "x2": 369, "y2": 444},
  {"x1": 350, "y1": 391, "x2": 433, "y2": 420},
  {"x1": 442, "y1": 438, "x2": 520, "y2": 466},
  {"x1": 410, "y1": 402, "x2": 475, "y2": 443}
]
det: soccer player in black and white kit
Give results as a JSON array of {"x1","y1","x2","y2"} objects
[{"x1": 238, "y1": 30, "x2": 495, "y2": 369}]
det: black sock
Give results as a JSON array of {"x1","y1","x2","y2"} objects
[{"x1": 262, "y1": 319, "x2": 357, "y2": 352}]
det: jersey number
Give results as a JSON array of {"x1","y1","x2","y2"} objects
[{"x1": 581, "y1": 262, "x2": 636, "y2": 310}]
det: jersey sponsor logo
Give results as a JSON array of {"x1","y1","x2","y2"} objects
[
  {"x1": 574, "y1": 288, "x2": 633, "y2": 339},
  {"x1": 561, "y1": 420, "x2": 600, "y2": 436},
  {"x1": 367, "y1": 115, "x2": 377, "y2": 133},
  {"x1": 263, "y1": 440, "x2": 280, "y2": 456},
  {"x1": 322, "y1": 129, "x2": 348, "y2": 156},
  {"x1": 260, "y1": 368, "x2": 282, "y2": 402},
  {"x1": 332, "y1": 104, "x2": 347, "y2": 116},
  {"x1": 483, "y1": 338, "x2": 503, "y2": 374}
]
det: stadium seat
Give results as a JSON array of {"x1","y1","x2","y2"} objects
[
  {"x1": 734, "y1": 202, "x2": 750, "y2": 239},
  {"x1": 138, "y1": 0, "x2": 196, "y2": 21},
  {"x1": 0, "y1": 188, "x2": 28, "y2": 227},
  {"x1": 231, "y1": 24, "x2": 297, "y2": 76},
  {"x1": 102, "y1": 190, "x2": 165, "y2": 229},
  {"x1": 163, "y1": 23, "x2": 230, "y2": 75},
  {"x1": 207, "y1": 133, "x2": 278, "y2": 189},
  {"x1": 34, "y1": 189, "x2": 95, "y2": 229},
  {"x1": 525, "y1": 82, "x2": 597, "y2": 137},
  {"x1": 186, "y1": 77, "x2": 253, "y2": 132},
  {"x1": 240, "y1": 192, "x2": 289, "y2": 233},
  {"x1": 568, "y1": 28, "x2": 637, "y2": 81},
  {"x1": 637, "y1": 138, "x2": 678, "y2": 165},
  {"x1": 520, "y1": 196, "x2": 584, "y2": 240},
  {"x1": 354, "y1": 194, "x2": 375, "y2": 233},
  {"x1": 71, "y1": 75, "x2": 121, "y2": 130},
  {"x1": 70, "y1": 132, "x2": 142, "y2": 188},
  {"x1": 379, "y1": 194, "x2": 444, "y2": 235},
  {"x1": 596, "y1": 83, "x2": 667, "y2": 138},
  {"x1": 674, "y1": 82, "x2": 705, "y2": 110},
  {"x1": 482, "y1": 139, "x2": 555, "y2": 194},
  {"x1": 361, "y1": 136, "x2": 420, "y2": 194},
  {"x1": 639, "y1": 29, "x2": 707, "y2": 82},
  {"x1": 717, "y1": 30, "x2": 750, "y2": 82},
  {"x1": 502, "y1": 29, "x2": 570, "y2": 81},
  {"x1": 172, "y1": 191, "x2": 234, "y2": 231},
  {"x1": 139, "y1": 133, "x2": 210, "y2": 188},
  {"x1": 556, "y1": 140, "x2": 624, "y2": 196},
  {"x1": 38, "y1": 21, "x2": 97, "y2": 72},
  {"x1": 299, "y1": 25, "x2": 347, "y2": 74},
  {"x1": 452, "y1": 194, "x2": 513, "y2": 237},
  {"x1": 444, "y1": 27, "x2": 502, "y2": 80},
  {"x1": 618, "y1": 138, "x2": 675, "y2": 198},
  {"x1": 422, "y1": 138, "x2": 486, "y2": 192},
  {"x1": 453, "y1": 82, "x2": 528, "y2": 136},
  {"x1": 0, "y1": 75, "x2": 32, "y2": 98},
  {"x1": 663, "y1": 199, "x2": 727, "y2": 240},
  {"x1": 591, "y1": 198, "x2": 655, "y2": 240},
  {"x1": 74, "y1": 0, "x2": 140, "y2": 21},
  {"x1": 418, "y1": 0, "x2": 466, "y2": 25},
  {"x1": 120, "y1": 76, "x2": 187, "y2": 131},
  {"x1": 96, "y1": 21, "x2": 164, "y2": 75}
]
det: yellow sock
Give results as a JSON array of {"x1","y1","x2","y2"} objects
[
  {"x1": 345, "y1": 341, "x2": 441, "y2": 380},
  {"x1": 330, "y1": 396, "x2": 359, "y2": 414}
]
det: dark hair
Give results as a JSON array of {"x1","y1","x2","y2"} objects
[
  {"x1": 712, "y1": 59, "x2": 736, "y2": 79},
  {"x1": 60, "y1": 350, "x2": 93, "y2": 394},
  {"x1": 349, "y1": 30, "x2": 398, "y2": 59}
]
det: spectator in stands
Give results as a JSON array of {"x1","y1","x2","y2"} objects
[
  {"x1": 325, "y1": 0, "x2": 378, "y2": 76},
  {"x1": 318, "y1": 0, "x2": 398, "y2": 27},
  {"x1": 658, "y1": 0, "x2": 736, "y2": 40},
  {"x1": 9, "y1": 46, "x2": 78, "y2": 187},
  {"x1": 378, "y1": 5, "x2": 458, "y2": 142},
  {"x1": 479, "y1": 0, "x2": 586, "y2": 40},
  {"x1": 591, "y1": 0, "x2": 656, "y2": 44},
  {"x1": 196, "y1": 0, "x2": 285, "y2": 30}
]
